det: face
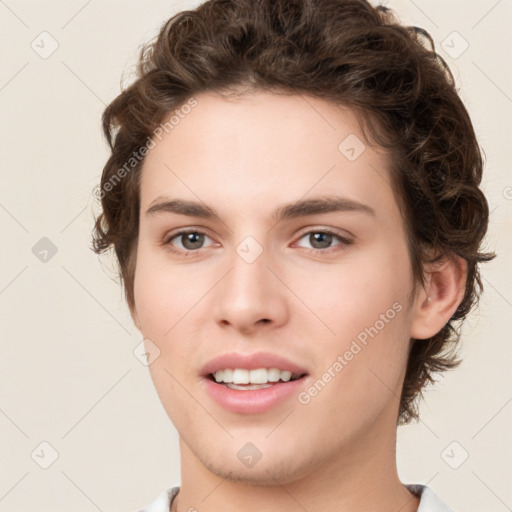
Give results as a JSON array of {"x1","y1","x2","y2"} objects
[{"x1": 132, "y1": 90, "x2": 419, "y2": 484}]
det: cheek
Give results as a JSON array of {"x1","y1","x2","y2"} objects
[
  {"x1": 133, "y1": 247, "x2": 202, "y2": 334},
  {"x1": 134, "y1": 255, "x2": 203, "y2": 425},
  {"x1": 297, "y1": 293, "x2": 411, "y2": 440},
  {"x1": 292, "y1": 246, "x2": 413, "y2": 396},
  {"x1": 292, "y1": 247, "x2": 411, "y2": 339},
  {"x1": 133, "y1": 250, "x2": 216, "y2": 384}
]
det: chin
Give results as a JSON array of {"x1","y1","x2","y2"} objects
[{"x1": 199, "y1": 446, "x2": 318, "y2": 487}]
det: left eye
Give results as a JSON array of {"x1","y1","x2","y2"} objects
[{"x1": 295, "y1": 230, "x2": 348, "y2": 251}]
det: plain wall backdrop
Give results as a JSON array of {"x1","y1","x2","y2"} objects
[{"x1": 0, "y1": 0, "x2": 511, "y2": 510}]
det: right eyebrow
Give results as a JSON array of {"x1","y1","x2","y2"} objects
[{"x1": 145, "y1": 198, "x2": 221, "y2": 220}]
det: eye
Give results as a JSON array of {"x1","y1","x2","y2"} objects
[
  {"x1": 294, "y1": 229, "x2": 352, "y2": 254},
  {"x1": 162, "y1": 227, "x2": 352, "y2": 256},
  {"x1": 163, "y1": 229, "x2": 216, "y2": 253}
]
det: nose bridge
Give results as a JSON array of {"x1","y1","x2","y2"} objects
[
  {"x1": 212, "y1": 232, "x2": 288, "y2": 329},
  {"x1": 225, "y1": 234, "x2": 274, "y2": 303}
]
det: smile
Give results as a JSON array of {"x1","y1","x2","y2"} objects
[{"x1": 211, "y1": 367, "x2": 303, "y2": 388}]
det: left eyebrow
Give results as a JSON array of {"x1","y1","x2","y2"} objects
[
  {"x1": 272, "y1": 195, "x2": 376, "y2": 222},
  {"x1": 144, "y1": 195, "x2": 376, "y2": 222}
]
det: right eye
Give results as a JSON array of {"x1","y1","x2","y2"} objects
[{"x1": 164, "y1": 229, "x2": 217, "y2": 253}]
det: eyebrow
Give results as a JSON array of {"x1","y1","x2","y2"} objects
[{"x1": 145, "y1": 195, "x2": 376, "y2": 222}]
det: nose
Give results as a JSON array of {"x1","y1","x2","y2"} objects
[{"x1": 212, "y1": 242, "x2": 289, "y2": 335}]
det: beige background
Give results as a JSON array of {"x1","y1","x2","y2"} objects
[{"x1": 0, "y1": 0, "x2": 510, "y2": 510}]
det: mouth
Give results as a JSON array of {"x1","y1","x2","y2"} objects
[
  {"x1": 206, "y1": 368, "x2": 308, "y2": 390},
  {"x1": 199, "y1": 352, "x2": 310, "y2": 414}
]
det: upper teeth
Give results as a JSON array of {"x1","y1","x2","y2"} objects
[{"x1": 213, "y1": 368, "x2": 297, "y2": 384}]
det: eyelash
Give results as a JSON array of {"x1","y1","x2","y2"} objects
[{"x1": 162, "y1": 228, "x2": 353, "y2": 256}]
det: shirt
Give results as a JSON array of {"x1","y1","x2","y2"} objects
[{"x1": 137, "y1": 483, "x2": 454, "y2": 511}]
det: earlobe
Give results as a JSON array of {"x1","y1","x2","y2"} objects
[{"x1": 410, "y1": 254, "x2": 467, "y2": 340}]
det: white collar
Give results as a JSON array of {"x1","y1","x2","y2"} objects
[{"x1": 139, "y1": 483, "x2": 454, "y2": 512}]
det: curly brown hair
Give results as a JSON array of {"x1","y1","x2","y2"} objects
[{"x1": 91, "y1": 0, "x2": 495, "y2": 425}]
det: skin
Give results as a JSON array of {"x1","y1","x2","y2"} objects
[{"x1": 131, "y1": 90, "x2": 466, "y2": 512}]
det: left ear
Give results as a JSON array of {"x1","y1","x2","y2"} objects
[{"x1": 410, "y1": 253, "x2": 467, "y2": 340}]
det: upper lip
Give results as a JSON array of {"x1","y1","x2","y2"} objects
[{"x1": 200, "y1": 352, "x2": 309, "y2": 377}]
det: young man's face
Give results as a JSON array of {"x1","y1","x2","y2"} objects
[{"x1": 132, "y1": 91, "x2": 420, "y2": 484}]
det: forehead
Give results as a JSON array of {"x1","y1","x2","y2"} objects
[{"x1": 139, "y1": 91, "x2": 398, "y2": 223}]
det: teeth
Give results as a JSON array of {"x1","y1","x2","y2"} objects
[
  {"x1": 226, "y1": 383, "x2": 273, "y2": 390},
  {"x1": 222, "y1": 368, "x2": 233, "y2": 382},
  {"x1": 233, "y1": 368, "x2": 249, "y2": 384},
  {"x1": 280, "y1": 370, "x2": 292, "y2": 382},
  {"x1": 249, "y1": 368, "x2": 268, "y2": 384},
  {"x1": 212, "y1": 368, "x2": 300, "y2": 384},
  {"x1": 267, "y1": 368, "x2": 281, "y2": 382}
]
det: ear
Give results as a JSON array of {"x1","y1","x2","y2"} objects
[{"x1": 410, "y1": 253, "x2": 467, "y2": 340}]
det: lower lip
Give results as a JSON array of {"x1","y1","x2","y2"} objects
[{"x1": 202, "y1": 376, "x2": 308, "y2": 414}]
